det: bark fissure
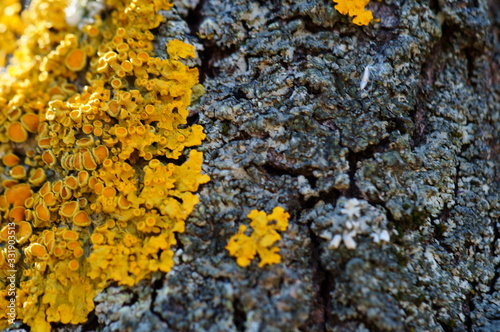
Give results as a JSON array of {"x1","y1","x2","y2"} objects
[
  {"x1": 488, "y1": 219, "x2": 500, "y2": 295},
  {"x1": 306, "y1": 220, "x2": 331, "y2": 332}
]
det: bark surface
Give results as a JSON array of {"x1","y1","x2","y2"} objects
[{"x1": 26, "y1": 0, "x2": 500, "y2": 331}]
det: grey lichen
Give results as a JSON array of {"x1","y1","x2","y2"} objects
[{"x1": 307, "y1": 197, "x2": 391, "y2": 250}]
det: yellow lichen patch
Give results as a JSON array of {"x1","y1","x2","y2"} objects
[
  {"x1": 17, "y1": 229, "x2": 97, "y2": 330},
  {"x1": 43, "y1": 192, "x2": 57, "y2": 207},
  {"x1": 333, "y1": 0, "x2": 375, "y2": 26},
  {"x1": 0, "y1": 0, "x2": 23, "y2": 68},
  {"x1": 62, "y1": 230, "x2": 78, "y2": 241},
  {"x1": 166, "y1": 39, "x2": 196, "y2": 60},
  {"x1": 226, "y1": 207, "x2": 290, "y2": 268},
  {"x1": 0, "y1": 0, "x2": 209, "y2": 330},
  {"x1": 0, "y1": 226, "x2": 11, "y2": 242}
]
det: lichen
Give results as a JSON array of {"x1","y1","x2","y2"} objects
[
  {"x1": 0, "y1": 0, "x2": 209, "y2": 330},
  {"x1": 308, "y1": 197, "x2": 391, "y2": 250},
  {"x1": 226, "y1": 207, "x2": 290, "y2": 268},
  {"x1": 332, "y1": 0, "x2": 375, "y2": 26}
]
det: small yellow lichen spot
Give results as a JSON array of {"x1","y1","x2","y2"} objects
[
  {"x1": 226, "y1": 207, "x2": 290, "y2": 268},
  {"x1": 166, "y1": 39, "x2": 196, "y2": 60},
  {"x1": 333, "y1": 0, "x2": 375, "y2": 26}
]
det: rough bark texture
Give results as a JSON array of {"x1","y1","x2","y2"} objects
[{"x1": 24, "y1": 0, "x2": 499, "y2": 331}]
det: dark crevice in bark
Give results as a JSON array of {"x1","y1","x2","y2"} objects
[
  {"x1": 431, "y1": 207, "x2": 456, "y2": 257},
  {"x1": 261, "y1": 162, "x2": 341, "y2": 207},
  {"x1": 50, "y1": 310, "x2": 99, "y2": 331},
  {"x1": 306, "y1": 219, "x2": 331, "y2": 332},
  {"x1": 125, "y1": 291, "x2": 139, "y2": 305},
  {"x1": 150, "y1": 153, "x2": 187, "y2": 167},
  {"x1": 428, "y1": 0, "x2": 441, "y2": 14},
  {"x1": 488, "y1": 219, "x2": 500, "y2": 294},
  {"x1": 464, "y1": 286, "x2": 476, "y2": 332},
  {"x1": 184, "y1": 0, "x2": 208, "y2": 84},
  {"x1": 186, "y1": 112, "x2": 200, "y2": 126},
  {"x1": 463, "y1": 47, "x2": 479, "y2": 89},
  {"x1": 185, "y1": 0, "x2": 204, "y2": 35},
  {"x1": 20, "y1": 0, "x2": 30, "y2": 10},
  {"x1": 454, "y1": 161, "x2": 461, "y2": 198},
  {"x1": 346, "y1": 151, "x2": 361, "y2": 198},
  {"x1": 198, "y1": 43, "x2": 238, "y2": 83},
  {"x1": 150, "y1": 278, "x2": 168, "y2": 324},
  {"x1": 232, "y1": 297, "x2": 247, "y2": 332},
  {"x1": 411, "y1": 93, "x2": 427, "y2": 148},
  {"x1": 388, "y1": 117, "x2": 414, "y2": 136},
  {"x1": 343, "y1": 137, "x2": 390, "y2": 199},
  {"x1": 261, "y1": 162, "x2": 295, "y2": 177},
  {"x1": 184, "y1": 0, "x2": 238, "y2": 83},
  {"x1": 437, "y1": 318, "x2": 454, "y2": 332}
]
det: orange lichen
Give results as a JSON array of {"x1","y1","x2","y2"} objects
[
  {"x1": 9, "y1": 206, "x2": 25, "y2": 223},
  {"x1": 5, "y1": 184, "x2": 32, "y2": 207},
  {"x1": 65, "y1": 49, "x2": 87, "y2": 71},
  {"x1": 16, "y1": 221, "x2": 33, "y2": 244},
  {"x1": 2, "y1": 153, "x2": 20, "y2": 167},
  {"x1": 28, "y1": 168, "x2": 47, "y2": 186},
  {"x1": 9, "y1": 165, "x2": 27, "y2": 179},
  {"x1": 7, "y1": 122, "x2": 28, "y2": 143},
  {"x1": 332, "y1": 0, "x2": 375, "y2": 26},
  {"x1": 60, "y1": 201, "x2": 79, "y2": 218},
  {"x1": 72, "y1": 211, "x2": 91, "y2": 227},
  {"x1": 41, "y1": 151, "x2": 56, "y2": 167},
  {"x1": 226, "y1": 207, "x2": 290, "y2": 268},
  {"x1": 0, "y1": 0, "x2": 209, "y2": 330},
  {"x1": 21, "y1": 113, "x2": 40, "y2": 133}
]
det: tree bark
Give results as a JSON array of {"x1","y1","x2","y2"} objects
[{"x1": 35, "y1": 0, "x2": 500, "y2": 331}]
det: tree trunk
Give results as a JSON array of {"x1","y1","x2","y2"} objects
[{"x1": 8, "y1": 0, "x2": 500, "y2": 331}]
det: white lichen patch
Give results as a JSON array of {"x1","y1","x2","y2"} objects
[
  {"x1": 297, "y1": 175, "x2": 319, "y2": 200},
  {"x1": 308, "y1": 197, "x2": 391, "y2": 250},
  {"x1": 65, "y1": 0, "x2": 105, "y2": 27}
]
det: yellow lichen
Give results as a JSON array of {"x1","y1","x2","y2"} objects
[
  {"x1": 0, "y1": 0, "x2": 24, "y2": 67},
  {"x1": 333, "y1": 0, "x2": 375, "y2": 26},
  {"x1": 226, "y1": 207, "x2": 290, "y2": 268},
  {"x1": 0, "y1": 0, "x2": 209, "y2": 330}
]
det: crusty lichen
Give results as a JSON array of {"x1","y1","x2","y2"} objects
[{"x1": 0, "y1": 0, "x2": 209, "y2": 330}]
